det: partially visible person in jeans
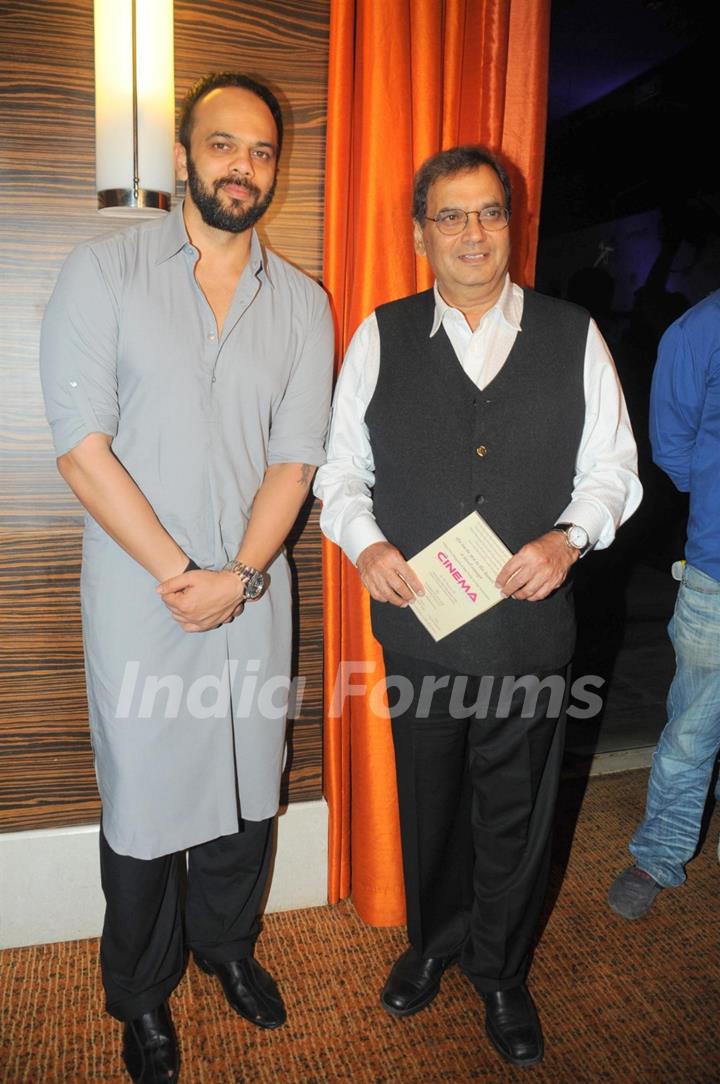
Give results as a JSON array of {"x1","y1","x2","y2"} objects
[{"x1": 608, "y1": 290, "x2": 720, "y2": 919}]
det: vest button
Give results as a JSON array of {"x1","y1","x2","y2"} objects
[
  {"x1": 475, "y1": 494, "x2": 485, "y2": 506},
  {"x1": 475, "y1": 445, "x2": 488, "y2": 457}
]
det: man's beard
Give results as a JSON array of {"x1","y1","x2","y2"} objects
[{"x1": 186, "y1": 154, "x2": 276, "y2": 233}]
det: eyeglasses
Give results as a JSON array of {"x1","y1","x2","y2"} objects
[{"x1": 425, "y1": 207, "x2": 510, "y2": 235}]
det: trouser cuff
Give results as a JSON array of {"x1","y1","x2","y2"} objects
[
  {"x1": 628, "y1": 851, "x2": 687, "y2": 888},
  {"x1": 106, "y1": 972, "x2": 182, "y2": 1022},
  {"x1": 188, "y1": 934, "x2": 257, "y2": 964},
  {"x1": 461, "y1": 965, "x2": 529, "y2": 994}
]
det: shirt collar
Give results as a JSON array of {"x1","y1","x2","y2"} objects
[
  {"x1": 154, "y1": 203, "x2": 189, "y2": 263},
  {"x1": 155, "y1": 201, "x2": 273, "y2": 286},
  {"x1": 429, "y1": 274, "x2": 522, "y2": 336}
]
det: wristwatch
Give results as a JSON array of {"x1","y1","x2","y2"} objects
[
  {"x1": 552, "y1": 522, "x2": 590, "y2": 557},
  {"x1": 223, "y1": 559, "x2": 268, "y2": 600}
]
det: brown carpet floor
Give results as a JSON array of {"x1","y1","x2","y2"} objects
[{"x1": 1, "y1": 769, "x2": 718, "y2": 1084}]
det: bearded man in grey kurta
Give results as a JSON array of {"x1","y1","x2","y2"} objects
[{"x1": 40, "y1": 73, "x2": 333, "y2": 1084}]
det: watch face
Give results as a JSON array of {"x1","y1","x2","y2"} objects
[
  {"x1": 243, "y1": 571, "x2": 265, "y2": 600},
  {"x1": 567, "y1": 526, "x2": 588, "y2": 550}
]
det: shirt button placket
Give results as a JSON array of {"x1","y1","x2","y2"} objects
[{"x1": 208, "y1": 330, "x2": 219, "y2": 385}]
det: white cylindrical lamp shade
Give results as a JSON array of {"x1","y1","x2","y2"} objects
[{"x1": 94, "y1": 0, "x2": 175, "y2": 216}]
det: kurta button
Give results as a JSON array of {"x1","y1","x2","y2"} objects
[{"x1": 475, "y1": 445, "x2": 488, "y2": 457}]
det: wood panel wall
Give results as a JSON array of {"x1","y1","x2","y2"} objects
[{"x1": 0, "y1": 0, "x2": 330, "y2": 832}]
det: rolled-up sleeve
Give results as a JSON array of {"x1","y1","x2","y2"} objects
[
  {"x1": 266, "y1": 287, "x2": 334, "y2": 467},
  {"x1": 39, "y1": 244, "x2": 120, "y2": 457}
]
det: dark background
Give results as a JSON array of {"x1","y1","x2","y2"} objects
[{"x1": 539, "y1": 0, "x2": 716, "y2": 757}]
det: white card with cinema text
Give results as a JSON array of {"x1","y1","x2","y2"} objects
[{"x1": 406, "y1": 512, "x2": 512, "y2": 641}]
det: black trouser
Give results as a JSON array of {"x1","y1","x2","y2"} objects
[
  {"x1": 383, "y1": 650, "x2": 568, "y2": 993},
  {"x1": 99, "y1": 818, "x2": 274, "y2": 1020}
]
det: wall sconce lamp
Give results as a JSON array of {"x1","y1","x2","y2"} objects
[{"x1": 94, "y1": 0, "x2": 175, "y2": 216}]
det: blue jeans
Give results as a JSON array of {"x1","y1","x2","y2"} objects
[{"x1": 630, "y1": 563, "x2": 720, "y2": 887}]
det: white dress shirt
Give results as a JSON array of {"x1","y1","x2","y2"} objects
[{"x1": 314, "y1": 275, "x2": 642, "y2": 565}]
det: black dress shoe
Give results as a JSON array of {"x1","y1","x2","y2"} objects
[
  {"x1": 122, "y1": 1003, "x2": 179, "y2": 1083},
  {"x1": 484, "y1": 985, "x2": 544, "y2": 1066},
  {"x1": 195, "y1": 955, "x2": 287, "y2": 1029},
  {"x1": 380, "y1": 946, "x2": 456, "y2": 1017}
]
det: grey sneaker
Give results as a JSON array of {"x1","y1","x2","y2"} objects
[{"x1": 607, "y1": 865, "x2": 662, "y2": 919}]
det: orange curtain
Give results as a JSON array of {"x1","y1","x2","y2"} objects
[{"x1": 322, "y1": 0, "x2": 550, "y2": 925}]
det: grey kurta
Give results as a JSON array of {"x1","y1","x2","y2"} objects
[{"x1": 40, "y1": 204, "x2": 333, "y2": 859}]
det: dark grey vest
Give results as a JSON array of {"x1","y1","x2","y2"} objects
[{"x1": 366, "y1": 287, "x2": 589, "y2": 675}]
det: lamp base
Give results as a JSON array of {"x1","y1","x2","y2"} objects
[{"x1": 98, "y1": 188, "x2": 171, "y2": 217}]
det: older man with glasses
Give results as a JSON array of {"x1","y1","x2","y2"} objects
[{"x1": 315, "y1": 145, "x2": 641, "y2": 1067}]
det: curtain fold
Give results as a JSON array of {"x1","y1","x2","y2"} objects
[{"x1": 322, "y1": 0, "x2": 550, "y2": 925}]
